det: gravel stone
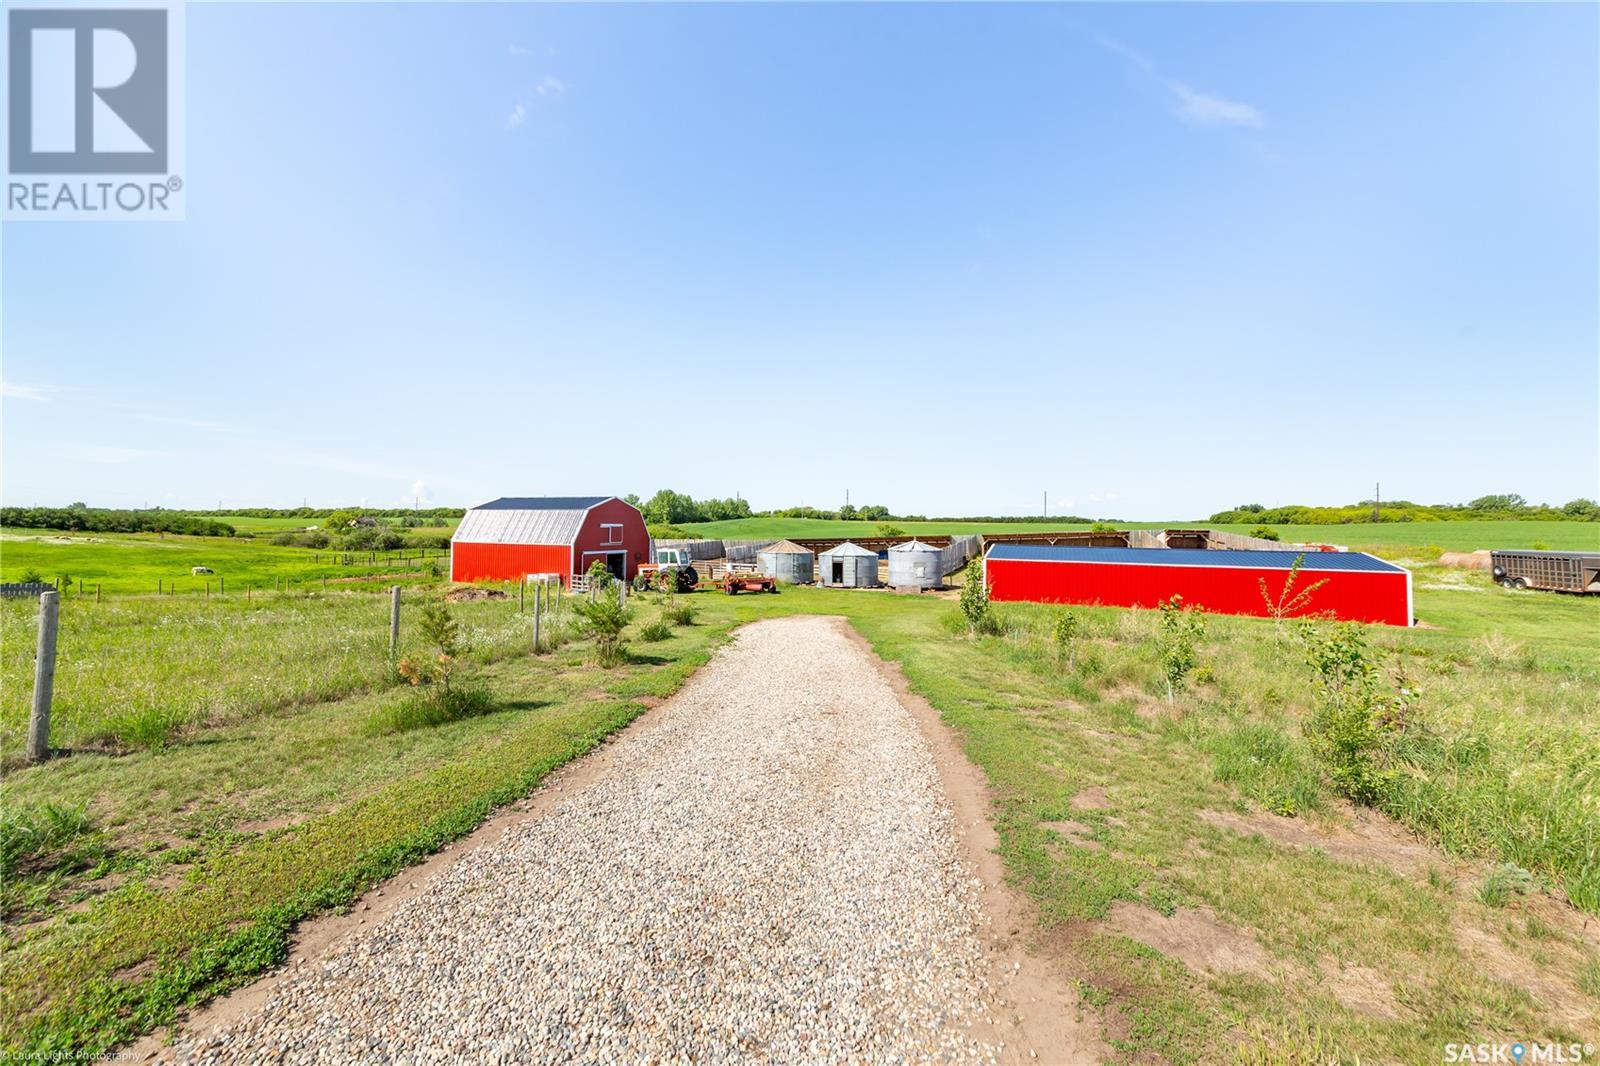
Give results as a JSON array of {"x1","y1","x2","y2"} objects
[{"x1": 175, "y1": 617, "x2": 1000, "y2": 1064}]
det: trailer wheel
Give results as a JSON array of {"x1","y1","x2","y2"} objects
[{"x1": 1513, "y1": 577, "x2": 1529, "y2": 590}]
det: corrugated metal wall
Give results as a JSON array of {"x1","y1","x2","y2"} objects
[{"x1": 985, "y1": 558, "x2": 1411, "y2": 626}]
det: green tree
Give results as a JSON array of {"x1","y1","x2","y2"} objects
[
  {"x1": 1156, "y1": 596, "x2": 1206, "y2": 703},
  {"x1": 959, "y1": 560, "x2": 991, "y2": 635},
  {"x1": 572, "y1": 584, "x2": 632, "y2": 666}
]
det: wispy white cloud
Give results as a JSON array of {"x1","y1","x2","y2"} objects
[
  {"x1": 1166, "y1": 81, "x2": 1263, "y2": 128},
  {"x1": 508, "y1": 43, "x2": 534, "y2": 57},
  {"x1": 1094, "y1": 33, "x2": 1265, "y2": 130},
  {"x1": 2, "y1": 381, "x2": 53, "y2": 402},
  {"x1": 61, "y1": 444, "x2": 176, "y2": 465},
  {"x1": 535, "y1": 75, "x2": 566, "y2": 97},
  {"x1": 505, "y1": 103, "x2": 527, "y2": 129},
  {"x1": 130, "y1": 412, "x2": 234, "y2": 432}
]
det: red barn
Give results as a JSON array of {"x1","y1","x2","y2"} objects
[
  {"x1": 450, "y1": 496, "x2": 650, "y2": 587},
  {"x1": 983, "y1": 545, "x2": 1413, "y2": 627}
]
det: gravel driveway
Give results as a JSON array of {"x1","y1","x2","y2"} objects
[{"x1": 174, "y1": 616, "x2": 1002, "y2": 1064}]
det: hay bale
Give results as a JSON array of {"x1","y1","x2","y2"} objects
[{"x1": 1438, "y1": 550, "x2": 1491, "y2": 570}]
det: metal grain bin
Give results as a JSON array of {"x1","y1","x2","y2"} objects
[
  {"x1": 817, "y1": 542, "x2": 880, "y2": 587},
  {"x1": 757, "y1": 540, "x2": 815, "y2": 584},
  {"x1": 888, "y1": 540, "x2": 943, "y2": 589}
]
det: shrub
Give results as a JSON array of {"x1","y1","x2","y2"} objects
[
  {"x1": 1052, "y1": 610, "x2": 1079, "y2": 670},
  {"x1": 1156, "y1": 596, "x2": 1206, "y2": 703},
  {"x1": 959, "y1": 560, "x2": 991, "y2": 635},
  {"x1": 1299, "y1": 621, "x2": 1416, "y2": 806},
  {"x1": 572, "y1": 585, "x2": 632, "y2": 666},
  {"x1": 1249, "y1": 525, "x2": 1280, "y2": 542},
  {"x1": 585, "y1": 559, "x2": 615, "y2": 594},
  {"x1": 19, "y1": 569, "x2": 44, "y2": 585},
  {"x1": 664, "y1": 602, "x2": 697, "y2": 627},
  {"x1": 639, "y1": 618, "x2": 672, "y2": 643},
  {"x1": 269, "y1": 532, "x2": 297, "y2": 546}
]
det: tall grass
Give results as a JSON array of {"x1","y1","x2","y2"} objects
[
  {"x1": 958, "y1": 585, "x2": 1600, "y2": 915},
  {"x1": 0, "y1": 592, "x2": 544, "y2": 753}
]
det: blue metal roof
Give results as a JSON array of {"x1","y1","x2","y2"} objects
[
  {"x1": 474, "y1": 496, "x2": 612, "y2": 511},
  {"x1": 985, "y1": 545, "x2": 1405, "y2": 573}
]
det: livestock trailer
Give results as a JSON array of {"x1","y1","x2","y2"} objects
[
  {"x1": 450, "y1": 496, "x2": 650, "y2": 587},
  {"x1": 1490, "y1": 551, "x2": 1600, "y2": 594},
  {"x1": 984, "y1": 545, "x2": 1414, "y2": 627}
]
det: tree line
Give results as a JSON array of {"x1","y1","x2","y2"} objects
[
  {"x1": 0, "y1": 505, "x2": 237, "y2": 537},
  {"x1": 1209, "y1": 495, "x2": 1599, "y2": 525}
]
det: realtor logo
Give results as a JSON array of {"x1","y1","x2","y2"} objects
[{"x1": 3, "y1": 1, "x2": 184, "y2": 219}]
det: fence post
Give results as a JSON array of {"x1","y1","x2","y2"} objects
[
  {"x1": 27, "y1": 591, "x2": 59, "y2": 764},
  {"x1": 534, "y1": 581, "x2": 542, "y2": 652},
  {"x1": 518, "y1": 578, "x2": 525, "y2": 614},
  {"x1": 220, "y1": 577, "x2": 225, "y2": 595},
  {"x1": 96, "y1": 584, "x2": 102, "y2": 604},
  {"x1": 390, "y1": 585, "x2": 401, "y2": 658}
]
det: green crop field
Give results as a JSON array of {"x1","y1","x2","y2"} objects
[
  {"x1": 2, "y1": 535, "x2": 1596, "y2": 1060},
  {"x1": 683, "y1": 517, "x2": 1600, "y2": 554}
]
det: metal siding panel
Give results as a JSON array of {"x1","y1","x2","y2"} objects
[
  {"x1": 984, "y1": 544, "x2": 1403, "y2": 574},
  {"x1": 450, "y1": 542, "x2": 572, "y2": 584},
  {"x1": 987, "y1": 559, "x2": 1410, "y2": 626}
]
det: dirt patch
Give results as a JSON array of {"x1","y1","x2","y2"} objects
[
  {"x1": 1070, "y1": 786, "x2": 1112, "y2": 812},
  {"x1": 235, "y1": 814, "x2": 308, "y2": 835},
  {"x1": 1319, "y1": 961, "x2": 1400, "y2": 1019},
  {"x1": 1453, "y1": 918, "x2": 1598, "y2": 1032},
  {"x1": 840, "y1": 619, "x2": 1105, "y2": 1064},
  {"x1": 445, "y1": 587, "x2": 509, "y2": 602},
  {"x1": 1199, "y1": 806, "x2": 1439, "y2": 879},
  {"x1": 1108, "y1": 902, "x2": 1274, "y2": 979},
  {"x1": 1042, "y1": 821, "x2": 1103, "y2": 852}
]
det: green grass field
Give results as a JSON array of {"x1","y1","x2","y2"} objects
[
  {"x1": 2, "y1": 541, "x2": 1595, "y2": 1060},
  {"x1": 0, "y1": 529, "x2": 449, "y2": 595},
  {"x1": 683, "y1": 517, "x2": 1600, "y2": 553},
  {"x1": 183, "y1": 515, "x2": 459, "y2": 536}
]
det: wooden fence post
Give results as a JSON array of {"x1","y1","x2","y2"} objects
[
  {"x1": 518, "y1": 579, "x2": 525, "y2": 614},
  {"x1": 27, "y1": 591, "x2": 59, "y2": 764},
  {"x1": 96, "y1": 584, "x2": 102, "y2": 603},
  {"x1": 390, "y1": 585, "x2": 401, "y2": 658},
  {"x1": 534, "y1": 581, "x2": 542, "y2": 652}
]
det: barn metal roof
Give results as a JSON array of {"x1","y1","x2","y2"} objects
[
  {"x1": 475, "y1": 496, "x2": 611, "y2": 510},
  {"x1": 819, "y1": 541, "x2": 879, "y2": 558},
  {"x1": 453, "y1": 496, "x2": 615, "y2": 546},
  {"x1": 758, "y1": 540, "x2": 813, "y2": 555},
  {"x1": 985, "y1": 545, "x2": 1405, "y2": 573}
]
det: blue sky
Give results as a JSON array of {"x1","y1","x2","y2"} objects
[{"x1": 3, "y1": 2, "x2": 1596, "y2": 519}]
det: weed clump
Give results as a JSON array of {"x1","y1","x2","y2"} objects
[{"x1": 639, "y1": 618, "x2": 672, "y2": 643}]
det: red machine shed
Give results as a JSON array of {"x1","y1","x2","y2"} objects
[
  {"x1": 984, "y1": 545, "x2": 1413, "y2": 627},
  {"x1": 450, "y1": 496, "x2": 649, "y2": 587}
]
